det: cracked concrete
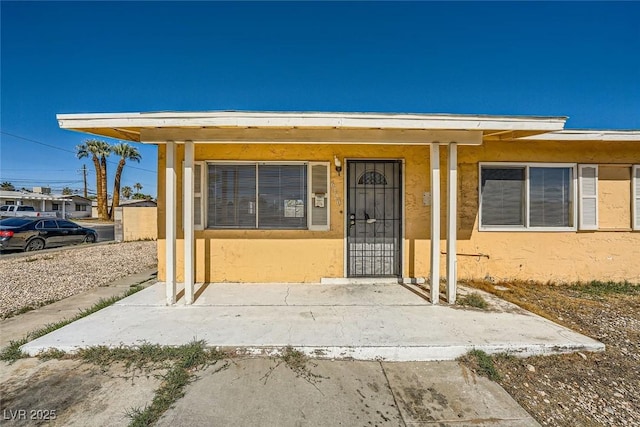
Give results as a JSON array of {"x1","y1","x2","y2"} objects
[{"x1": 156, "y1": 358, "x2": 539, "y2": 426}]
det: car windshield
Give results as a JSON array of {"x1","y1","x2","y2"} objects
[
  {"x1": 0, "y1": 218, "x2": 33, "y2": 227},
  {"x1": 0, "y1": 206, "x2": 9, "y2": 211}
]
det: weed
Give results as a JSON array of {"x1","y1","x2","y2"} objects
[
  {"x1": 0, "y1": 339, "x2": 28, "y2": 361},
  {"x1": 570, "y1": 280, "x2": 639, "y2": 297},
  {"x1": 457, "y1": 292, "x2": 489, "y2": 309},
  {"x1": 123, "y1": 340, "x2": 228, "y2": 427},
  {"x1": 38, "y1": 348, "x2": 68, "y2": 361},
  {"x1": 461, "y1": 349, "x2": 501, "y2": 381}
]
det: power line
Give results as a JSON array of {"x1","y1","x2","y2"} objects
[{"x1": 0, "y1": 131, "x2": 156, "y2": 173}]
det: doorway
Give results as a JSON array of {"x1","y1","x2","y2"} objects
[{"x1": 346, "y1": 160, "x2": 402, "y2": 277}]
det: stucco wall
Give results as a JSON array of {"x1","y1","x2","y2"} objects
[
  {"x1": 157, "y1": 140, "x2": 640, "y2": 283},
  {"x1": 122, "y1": 207, "x2": 157, "y2": 241},
  {"x1": 455, "y1": 140, "x2": 640, "y2": 283}
]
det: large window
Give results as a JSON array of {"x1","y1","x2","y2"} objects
[
  {"x1": 207, "y1": 163, "x2": 308, "y2": 229},
  {"x1": 480, "y1": 163, "x2": 575, "y2": 230}
]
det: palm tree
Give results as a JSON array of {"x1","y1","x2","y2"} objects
[
  {"x1": 121, "y1": 186, "x2": 133, "y2": 200},
  {"x1": 109, "y1": 143, "x2": 141, "y2": 219},
  {"x1": 62, "y1": 186, "x2": 73, "y2": 195},
  {"x1": 0, "y1": 182, "x2": 15, "y2": 191},
  {"x1": 76, "y1": 139, "x2": 111, "y2": 220},
  {"x1": 134, "y1": 182, "x2": 143, "y2": 193}
]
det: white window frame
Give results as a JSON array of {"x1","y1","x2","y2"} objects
[
  {"x1": 633, "y1": 164, "x2": 640, "y2": 231},
  {"x1": 478, "y1": 162, "x2": 578, "y2": 232},
  {"x1": 204, "y1": 161, "x2": 330, "y2": 231}
]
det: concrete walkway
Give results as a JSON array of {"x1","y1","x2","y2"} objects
[
  {"x1": 20, "y1": 282, "x2": 603, "y2": 360},
  {"x1": 0, "y1": 269, "x2": 157, "y2": 348},
  {"x1": 157, "y1": 359, "x2": 539, "y2": 426}
]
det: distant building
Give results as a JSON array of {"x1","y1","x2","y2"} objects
[
  {"x1": 0, "y1": 187, "x2": 91, "y2": 218},
  {"x1": 91, "y1": 198, "x2": 157, "y2": 218}
]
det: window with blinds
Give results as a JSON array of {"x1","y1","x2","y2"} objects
[
  {"x1": 480, "y1": 163, "x2": 576, "y2": 230},
  {"x1": 206, "y1": 162, "x2": 326, "y2": 230}
]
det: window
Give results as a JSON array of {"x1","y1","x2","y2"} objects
[
  {"x1": 206, "y1": 162, "x2": 328, "y2": 230},
  {"x1": 57, "y1": 220, "x2": 77, "y2": 228},
  {"x1": 75, "y1": 204, "x2": 87, "y2": 212},
  {"x1": 36, "y1": 220, "x2": 57, "y2": 229},
  {"x1": 52, "y1": 203, "x2": 60, "y2": 211},
  {"x1": 480, "y1": 163, "x2": 575, "y2": 230}
]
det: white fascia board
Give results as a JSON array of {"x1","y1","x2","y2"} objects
[
  {"x1": 521, "y1": 130, "x2": 640, "y2": 142},
  {"x1": 57, "y1": 111, "x2": 567, "y2": 132}
]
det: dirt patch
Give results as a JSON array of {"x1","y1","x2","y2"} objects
[
  {"x1": 0, "y1": 358, "x2": 161, "y2": 426},
  {"x1": 461, "y1": 280, "x2": 640, "y2": 426}
]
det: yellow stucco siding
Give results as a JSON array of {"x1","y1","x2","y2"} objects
[
  {"x1": 455, "y1": 140, "x2": 640, "y2": 282},
  {"x1": 157, "y1": 140, "x2": 640, "y2": 283}
]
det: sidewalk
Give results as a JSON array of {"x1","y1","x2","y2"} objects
[{"x1": 0, "y1": 269, "x2": 157, "y2": 348}]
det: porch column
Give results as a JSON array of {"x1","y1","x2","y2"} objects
[
  {"x1": 429, "y1": 143, "x2": 440, "y2": 304},
  {"x1": 165, "y1": 140, "x2": 177, "y2": 305},
  {"x1": 183, "y1": 140, "x2": 195, "y2": 304},
  {"x1": 446, "y1": 143, "x2": 457, "y2": 304},
  {"x1": 61, "y1": 199, "x2": 66, "y2": 218},
  {"x1": 41, "y1": 200, "x2": 45, "y2": 211}
]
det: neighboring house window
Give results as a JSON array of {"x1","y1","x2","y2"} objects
[
  {"x1": 480, "y1": 163, "x2": 575, "y2": 230},
  {"x1": 5, "y1": 201, "x2": 15, "y2": 205},
  {"x1": 52, "y1": 203, "x2": 60, "y2": 211},
  {"x1": 75, "y1": 204, "x2": 87, "y2": 212},
  {"x1": 205, "y1": 162, "x2": 329, "y2": 230}
]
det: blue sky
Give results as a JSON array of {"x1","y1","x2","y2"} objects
[{"x1": 2, "y1": 1, "x2": 639, "y2": 198}]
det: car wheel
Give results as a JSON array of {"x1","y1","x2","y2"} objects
[
  {"x1": 25, "y1": 238, "x2": 45, "y2": 252},
  {"x1": 84, "y1": 234, "x2": 96, "y2": 244}
]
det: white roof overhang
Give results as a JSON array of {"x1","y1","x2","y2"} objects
[
  {"x1": 57, "y1": 111, "x2": 568, "y2": 146},
  {"x1": 520, "y1": 130, "x2": 640, "y2": 142}
]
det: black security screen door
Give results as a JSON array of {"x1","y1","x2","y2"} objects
[{"x1": 347, "y1": 160, "x2": 402, "y2": 277}]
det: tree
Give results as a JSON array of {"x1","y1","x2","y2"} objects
[
  {"x1": 134, "y1": 182, "x2": 143, "y2": 193},
  {"x1": 62, "y1": 187, "x2": 73, "y2": 195},
  {"x1": 76, "y1": 139, "x2": 111, "y2": 220},
  {"x1": 0, "y1": 182, "x2": 15, "y2": 191},
  {"x1": 121, "y1": 186, "x2": 133, "y2": 200},
  {"x1": 109, "y1": 143, "x2": 141, "y2": 219}
]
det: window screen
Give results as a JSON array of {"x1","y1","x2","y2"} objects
[
  {"x1": 208, "y1": 165, "x2": 256, "y2": 228},
  {"x1": 481, "y1": 167, "x2": 525, "y2": 226},
  {"x1": 258, "y1": 165, "x2": 307, "y2": 229},
  {"x1": 530, "y1": 167, "x2": 572, "y2": 227}
]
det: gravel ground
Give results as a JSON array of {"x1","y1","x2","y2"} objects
[
  {"x1": 0, "y1": 241, "x2": 157, "y2": 318},
  {"x1": 461, "y1": 280, "x2": 640, "y2": 426}
]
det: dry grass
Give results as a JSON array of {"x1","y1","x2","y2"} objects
[{"x1": 461, "y1": 279, "x2": 640, "y2": 426}]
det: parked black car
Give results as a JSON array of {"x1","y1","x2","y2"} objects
[{"x1": 0, "y1": 218, "x2": 98, "y2": 252}]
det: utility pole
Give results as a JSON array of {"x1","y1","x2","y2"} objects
[{"x1": 81, "y1": 164, "x2": 88, "y2": 198}]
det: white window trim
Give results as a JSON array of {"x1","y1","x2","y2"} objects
[
  {"x1": 204, "y1": 160, "x2": 330, "y2": 231},
  {"x1": 308, "y1": 161, "x2": 331, "y2": 231},
  {"x1": 633, "y1": 164, "x2": 640, "y2": 231},
  {"x1": 578, "y1": 164, "x2": 599, "y2": 231},
  {"x1": 478, "y1": 162, "x2": 578, "y2": 232},
  {"x1": 194, "y1": 161, "x2": 205, "y2": 230}
]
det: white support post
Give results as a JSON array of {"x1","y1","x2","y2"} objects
[
  {"x1": 430, "y1": 143, "x2": 441, "y2": 304},
  {"x1": 41, "y1": 200, "x2": 45, "y2": 212},
  {"x1": 165, "y1": 141, "x2": 177, "y2": 305},
  {"x1": 62, "y1": 199, "x2": 66, "y2": 219},
  {"x1": 446, "y1": 143, "x2": 457, "y2": 304},
  {"x1": 183, "y1": 140, "x2": 195, "y2": 305}
]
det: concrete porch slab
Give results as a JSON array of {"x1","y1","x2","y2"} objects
[{"x1": 20, "y1": 282, "x2": 604, "y2": 360}]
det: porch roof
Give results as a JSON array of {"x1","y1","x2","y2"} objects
[{"x1": 57, "y1": 110, "x2": 568, "y2": 145}]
